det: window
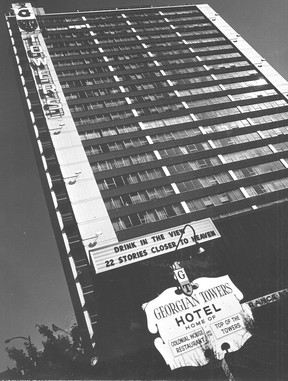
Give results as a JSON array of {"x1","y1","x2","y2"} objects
[
  {"x1": 203, "y1": 198, "x2": 214, "y2": 207},
  {"x1": 185, "y1": 37, "x2": 226, "y2": 44},
  {"x1": 114, "y1": 157, "x2": 131, "y2": 168},
  {"x1": 232, "y1": 89, "x2": 277, "y2": 101},
  {"x1": 87, "y1": 137, "x2": 148, "y2": 155},
  {"x1": 177, "y1": 179, "x2": 203, "y2": 192},
  {"x1": 101, "y1": 43, "x2": 143, "y2": 53},
  {"x1": 250, "y1": 111, "x2": 288, "y2": 125},
  {"x1": 126, "y1": 174, "x2": 139, "y2": 185},
  {"x1": 107, "y1": 142, "x2": 124, "y2": 152},
  {"x1": 85, "y1": 146, "x2": 103, "y2": 156},
  {"x1": 117, "y1": 124, "x2": 140, "y2": 134},
  {"x1": 92, "y1": 161, "x2": 113, "y2": 172},
  {"x1": 168, "y1": 156, "x2": 221, "y2": 175},
  {"x1": 153, "y1": 48, "x2": 191, "y2": 56},
  {"x1": 161, "y1": 9, "x2": 199, "y2": 15},
  {"x1": 222, "y1": 78, "x2": 268, "y2": 91},
  {"x1": 186, "y1": 96, "x2": 231, "y2": 109},
  {"x1": 141, "y1": 115, "x2": 193, "y2": 130},
  {"x1": 223, "y1": 146, "x2": 273, "y2": 163},
  {"x1": 170, "y1": 75, "x2": 214, "y2": 86},
  {"x1": 261, "y1": 127, "x2": 288, "y2": 137},
  {"x1": 138, "y1": 103, "x2": 184, "y2": 116},
  {"x1": 97, "y1": 178, "x2": 117, "y2": 190},
  {"x1": 110, "y1": 111, "x2": 134, "y2": 121},
  {"x1": 201, "y1": 52, "x2": 241, "y2": 61},
  {"x1": 92, "y1": 152, "x2": 156, "y2": 172},
  {"x1": 244, "y1": 177, "x2": 288, "y2": 197},
  {"x1": 138, "y1": 168, "x2": 165, "y2": 181},
  {"x1": 202, "y1": 119, "x2": 250, "y2": 133},
  {"x1": 233, "y1": 160, "x2": 284, "y2": 179},
  {"x1": 159, "y1": 57, "x2": 198, "y2": 65},
  {"x1": 150, "y1": 127, "x2": 201, "y2": 143},
  {"x1": 180, "y1": 29, "x2": 219, "y2": 37},
  {"x1": 193, "y1": 44, "x2": 234, "y2": 52},
  {"x1": 195, "y1": 107, "x2": 240, "y2": 120},
  {"x1": 164, "y1": 66, "x2": 205, "y2": 76},
  {"x1": 130, "y1": 152, "x2": 155, "y2": 165},
  {"x1": 113, "y1": 216, "x2": 134, "y2": 231},
  {"x1": 123, "y1": 138, "x2": 148, "y2": 149},
  {"x1": 212, "y1": 132, "x2": 260, "y2": 147},
  {"x1": 102, "y1": 128, "x2": 117, "y2": 137},
  {"x1": 186, "y1": 189, "x2": 244, "y2": 212},
  {"x1": 205, "y1": 61, "x2": 249, "y2": 71},
  {"x1": 177, "y1": 172, "x2": 232, "y2": 192},
  {"x1": 97, "y1": 168, "x2": 165, "y2": 189},
  {"x1": 213, "y1": 69, "x2": 258, "y2": 80},
  {"x1": 241, "y1": 99, "x2": 287, "y2": 113},
  {"x1": 70, "y1": 105, "x2": 85, "y2": 113},
  {"x1": 104, "y1": 185, "x2": 174, "y2": 210},
  {"x1": 273, "y1": 142, "x2": 288, "y2": 152},
  {"x1": 177, "y1": 85, "x2": 222, "y2": 97},
  {"x1": 79, "y1": 130, "x2": 101, "y2": 141}
]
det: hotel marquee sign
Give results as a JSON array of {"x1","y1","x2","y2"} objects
[{"x1": 90, "y1": 218, "x2": 221, "y2": 274}]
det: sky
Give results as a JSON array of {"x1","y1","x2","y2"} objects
[{"x1": 0, "y1": 0, "x2": 288, "y2": 372}]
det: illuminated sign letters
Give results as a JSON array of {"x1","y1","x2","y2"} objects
[
  {"x1": 25, "y1": 37, "x2": 64, "y2": 119},
  {"x1": 26, "y1": 37, "x2": 64, "y2": 119}
]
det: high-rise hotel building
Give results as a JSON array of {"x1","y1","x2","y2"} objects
[{"x1": 6, "y1": 2, "x2": 288, "y2": 366}]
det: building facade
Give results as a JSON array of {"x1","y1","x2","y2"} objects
[{"x1": 6, "y1": 2, "x2": 288, "y2": 372}]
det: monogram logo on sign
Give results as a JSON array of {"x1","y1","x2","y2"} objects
[
  {"x1": 172, "y1": 262, "x2": 196, "y2": 296},
  {"x1": 13, "y1": 3, "x2": 39, "y2": 33}
]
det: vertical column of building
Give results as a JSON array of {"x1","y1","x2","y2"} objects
[{"x1": 8, "y1": 3, "x2": 120, "y2": 353}]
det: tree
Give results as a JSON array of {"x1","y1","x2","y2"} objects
[{"x1": 5, "y1": 324, "x2": 90, "y2": 379}]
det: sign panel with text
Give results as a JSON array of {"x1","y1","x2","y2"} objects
[
  {"x1": 90, "y1": 218, "x2": 220, "y2": 274},
  {"x1": 142, "y1": 275, "x2": 254, "y2": 370}
]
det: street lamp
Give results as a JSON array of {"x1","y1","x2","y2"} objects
[
  {"x1": 174, "y1": 223, "x2": 205, "y2": 257},
  {"x1": 5, "y1": 335, "x2": 31, "y2": 345},
  {"x1": 172, "y1": 224, "x2": 206, "y2": 295}
]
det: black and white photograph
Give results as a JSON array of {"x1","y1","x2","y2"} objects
[{"x1": 0, "y1": 0, "x2": 287, "y2": 379}]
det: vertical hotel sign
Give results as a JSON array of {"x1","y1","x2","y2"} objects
[
  {"x1": 13, "y1": 3, "x2": 39, "y2": 33},
  {"x1": 12, "y1": 3, "x2": 64, "y2": 120},
  {"x1": 12, "y1": 2, "x2": 119, "y2": 259}
]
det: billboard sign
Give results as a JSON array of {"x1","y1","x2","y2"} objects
[{"x1": 90, "y1": 218, "x2": 221, "y2": 274}]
